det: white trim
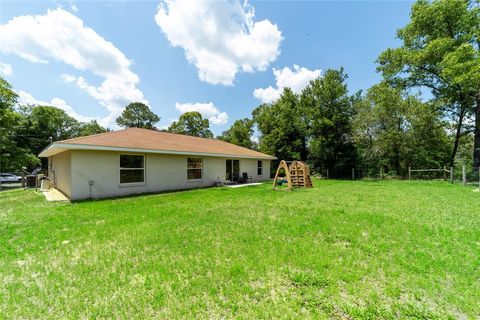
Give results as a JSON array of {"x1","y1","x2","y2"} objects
[{"x1": 39, "y1": 142, "x2": 277, "y2": 160}]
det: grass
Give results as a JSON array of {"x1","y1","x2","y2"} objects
[{"x1": 1, "y1": 179, "x2": 479, "y2": 319}]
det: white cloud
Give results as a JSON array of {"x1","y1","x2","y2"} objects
[
  {"x1": 155, "y1": 0, "x2": 282, "y2": 86},
  {"x1": 175, "y1": 102, "x2": 228, "y2": 125},
  {"x1": 70, "y1": 3, "x2": 79, "y2": 12},
  {"x1": 0, "y1": 62, "x2": 12, "y2": 76},
  {"x1": 17, "y1": 90, "x2": 94, "y2": 123},
  {"x1": 0, "y1": 8, "x2": 146, "y2": 127},
  {"x1": 253, "y1": 65, "x2": 321, "y2": 103}
]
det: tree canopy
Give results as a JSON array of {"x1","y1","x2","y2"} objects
[
  {"x1": 253, "y1": 88, "x2": 308, "y2": 161},
  {"x1": 78, "y1": 120, "x2": 109, "y2": 137},
  {"x1": 115, "y1": 102, "x2": 160, "y2": 129},
  {"x1": 218, "y1": 118, "x2": 255, "y2": 149},
  {"x1": 168, "y1": 112, "x2": 214, "y2": 138},
  {"x1": 377, "y1": 0, "x2": 480, "y2": 166},
  {"x1": 302, "y1": 68, "x2": 357, "y2": 177}
]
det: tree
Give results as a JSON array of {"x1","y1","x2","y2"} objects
[
  {"x1": 377, "y1": 0, "x2": 480, "y2": 167},
  {"x1": 218, "y1": 118, "x2": 254, "y2": 148},
  {"x1": 253, "y1": 88, "x2": 308, "y2": 161},
  {"x1": 115, "y1": 102, "x2": 160, "y2": 129},
  {"x1": 78, "y1": 120, "x2": 109, "y2": 137},
  {"x1": 0, "y1": 76, "x2": 18, "y2": 138},
  {"x1": 168, "y1": 112, "x2": 214, "y2": 138},
  {"x1": 353, "y1": 83, "x2": 449, "y2": 176},
  {"x1": 15, "y1": 105, "x2": 81, "y2": 160},
  {"x1": 0, "y1": 77, "x2": 40, "y2": 172},
  {"x1": 301, "y1": 69, "x2": 357, "y2": 177}
]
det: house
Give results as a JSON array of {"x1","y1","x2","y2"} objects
[{"x1": 38, "y1": 128, "x2": 276, "y2": 200}]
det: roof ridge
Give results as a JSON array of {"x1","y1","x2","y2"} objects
[
  {"x1": 129, "y1": 127, "x2": 237, "y2": 145},
  {"x1": 59, "y1": 128, "x2": 129, "y2": 143}
]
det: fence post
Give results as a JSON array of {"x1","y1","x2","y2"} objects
[
  {"x1": 352, "y1": 168, "x2": 355, "y2": 180},
  {"x1": 462, "y1": 165, "x2": 466, "y2": 186},
  {"x1": 478, "y1": 166, "x2": 480, "y2": 190},
  {"x1": 450, "y1": 167, "x2": 454, "y2": 184},
  {"x1": 380, "y1": 167, "x2": 383, "y2": 180},
  {"x1": 326, "y1": 169, "x2": 329, "y2": 179},
  {"x1": 443, "y1": 166, "x2": 446, "y2": 181},
  {"x1": 408, "y1": 167, "x2": 411, "y2": 180}
]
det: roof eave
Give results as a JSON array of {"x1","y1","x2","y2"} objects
[{"x1": 39, "y1": 142, "x2": 277, "y2": 160}]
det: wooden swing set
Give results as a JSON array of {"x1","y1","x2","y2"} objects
[{"x1": 273, "y1": 160, "x2": 313, "y2": 191}]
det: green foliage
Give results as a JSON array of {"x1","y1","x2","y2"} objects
[
  {"x1": 0, "y1": 77, "x2": 114, "y2": 171},
  {"x1": 15, "y1": 105, "x2": 81, "y2": 157},
  {"x1": 78, "y1": 120, "x2": 109, "y2": 137},
  {"x1": 302, "y1": 68, "x2": 357, "y2": 177},
  {"x1": 0, "y1": 77, "x2": 40, "y2": 172},
  {"x1": 253, "y1": 88, "x2": 308, "y2": 161},
  {"x1": 218, "y1": 118, "x2": 255, "y2": 148},
  {"x1": 353, "y1": 83, "x2": 450, "y2": 176},
  {"x1": 1, "y1": 180, "x2": 479, "y2": 318},
  {"x1": 115, "y1": 102, "x2": 160, "y2": 129},
  {"x1": 377, "y1": 0, "x2": 480, "y2": 167},
  {"x1": 168, "y1": 111, "x2": 214, "y2": 138}
]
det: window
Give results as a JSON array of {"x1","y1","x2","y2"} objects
[
  {"x1": 120, "y1": 155, "x2": 145, "y2": 184},
  {"x1": 187, "y1": 158, "x2": 202, "y2": 180},
  {"x1": 257, "y1": 160, "x2": 263, "y2": 175}
]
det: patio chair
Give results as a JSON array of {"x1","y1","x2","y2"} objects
[{"x1": 239, "y1": 172, "x2": 252, "y2": 183}]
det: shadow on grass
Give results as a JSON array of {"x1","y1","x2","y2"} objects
[{"x1": 71, "y1": 182, "x2": 270, "y2": 204}]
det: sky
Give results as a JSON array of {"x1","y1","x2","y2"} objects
[{"x1": 0, "y1": 0, "x2": 414, "y2": 135}]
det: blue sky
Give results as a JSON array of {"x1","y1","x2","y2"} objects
[{"x1": 0, "y1": 0, "x2": 413, "y2": 135}]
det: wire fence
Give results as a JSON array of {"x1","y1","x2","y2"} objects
[{"x1": 313, "y1": 165, "x2": 480, "y2": 189}]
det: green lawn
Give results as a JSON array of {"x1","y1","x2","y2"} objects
[{"x1": 1, "y1": 180, "x2": 479, "y2": 319}]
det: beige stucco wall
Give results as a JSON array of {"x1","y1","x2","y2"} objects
[
  {"x1": 239, "y1": 159, "x2": 270, "y2": 181},
  {"x1": 48, "y1": 151, "x2": 71, "y2": 198},
  {"x1": 66, "y1": 150, "x2": 271, "y2": 200}
]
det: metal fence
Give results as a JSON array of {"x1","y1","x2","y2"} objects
[{"x1": 314, "y1": 165, "x2": 480, "y2": 189}]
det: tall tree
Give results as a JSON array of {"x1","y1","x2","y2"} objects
[
  {"x1": 301, "y1": 69, "x2": 356, "y2": 177},
  {"x1": 116, "y1": 102, "x2": 160, "y2": 129},
  {"x1": 218, "y1": 118, "x2": 254, "y2": 149},
  {"x1": 0, "y1": 76, "x2": 18, "y2": 139},
  {"x1": 168, "y1": 111, "x2": 214, "y2": 138},
  {"x1": 253, "y1": 88, "x2": 308, "y2": 161},
  {"x1": 0, "y1": 77, "x2": 40, "y2": 172},
  {"x1": 377, "y1": 0, "x2": 480, "y2": 167},
  {"x1": 78, "y1": 120, "x2": 109, "y2": 137},
  {"x1": 353, "y1": 83, "x2": 449, "y2": 176},
  {"x1": 16, "y1": 105, "x2": 81, "y2": 157}
]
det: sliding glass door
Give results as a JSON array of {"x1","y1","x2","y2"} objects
[{"x1": 226, "y1": 159, "x2": 240, "y2": 181}]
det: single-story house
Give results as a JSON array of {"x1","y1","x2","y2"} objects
[{"x1": 39, "y1": 128, "x2": 276, "y2": 200}]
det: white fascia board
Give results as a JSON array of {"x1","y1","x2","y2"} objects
[{"x1": 39, "y1": 142, "x2": 277, "y2": 160}]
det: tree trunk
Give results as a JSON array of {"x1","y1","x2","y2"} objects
[
  {"x1": 473, "y1": 91, "x2": 480, "y2": 168},
  {"x1": 449, "y1": 107, "x2": 466, "y2": 167}
]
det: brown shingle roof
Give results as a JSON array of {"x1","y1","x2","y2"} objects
[{"x1": 40, "y1": 128, "x2": 276, "y2": 159}]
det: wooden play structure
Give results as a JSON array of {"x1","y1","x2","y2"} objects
[{"x1": 273, "y1": 160, "x2": 313, "y2": 191}]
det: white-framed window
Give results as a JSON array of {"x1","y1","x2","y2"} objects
[
  {"x1": 187, "y1": 157, "x2": 202, "y2": 180},
  {"x1": 119, "y1": 154, "x2": 145, "y2": 184},
  {"x1": 257, "y1": 160, "x2": 263, "y2": 176}
]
